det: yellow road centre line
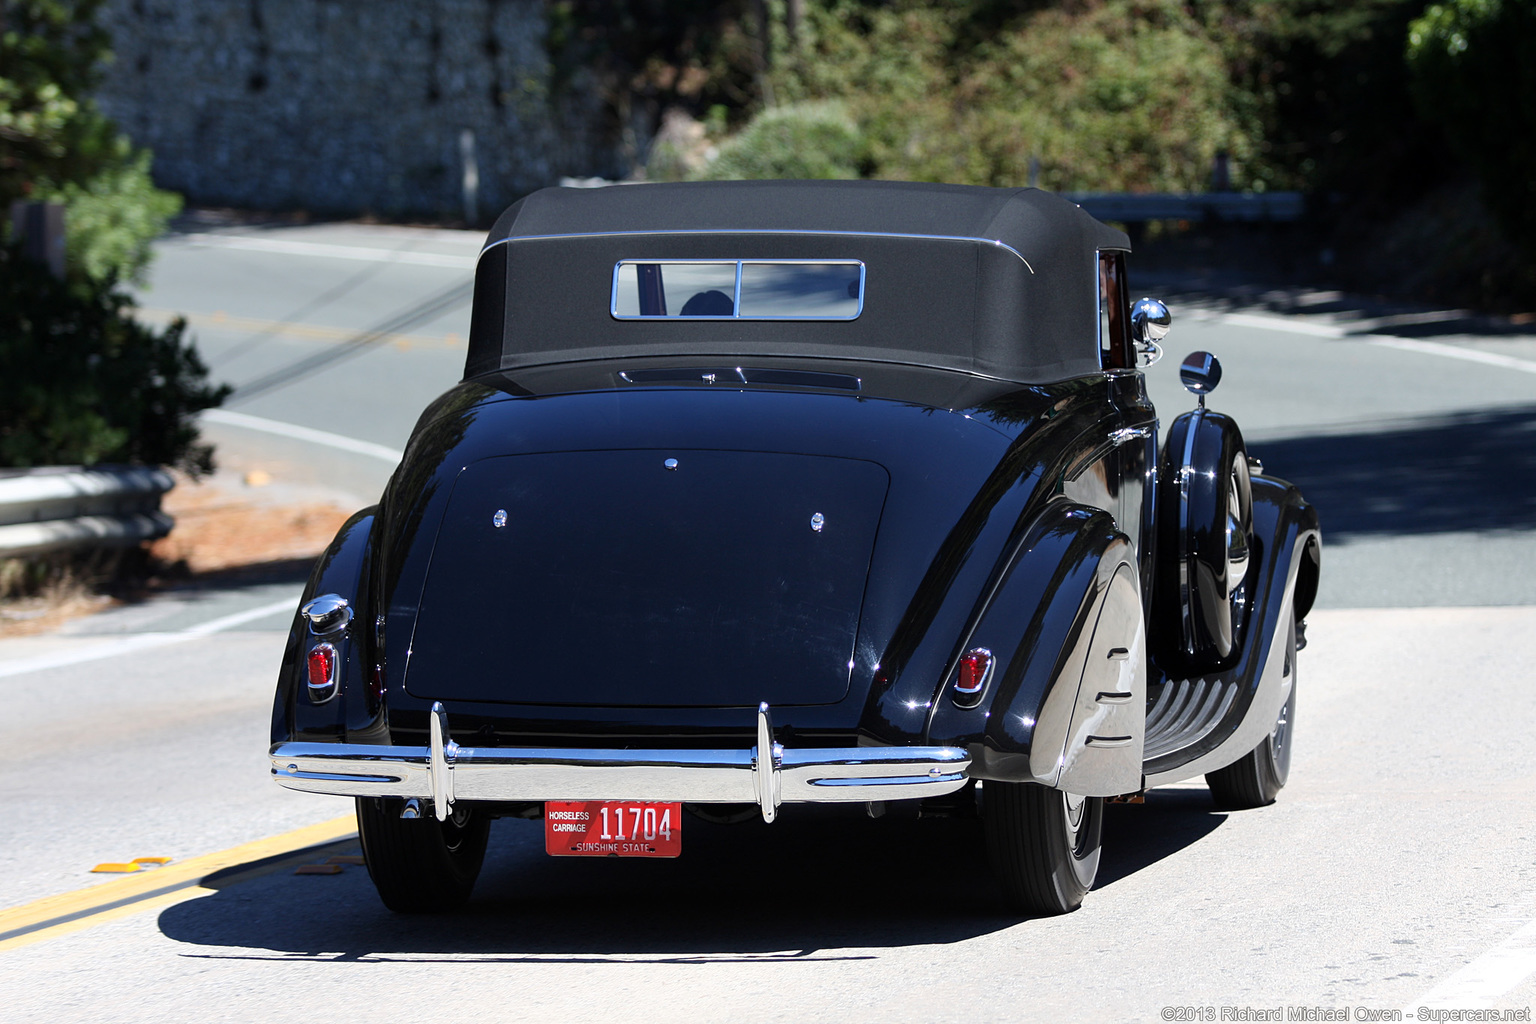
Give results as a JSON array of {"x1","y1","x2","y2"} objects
[
  {"x1": 134, "y1": 307, "x2": 462, "y2": 348},
  {"x1": 0, "y1": 815, "x2": 357, "y2": 952}
]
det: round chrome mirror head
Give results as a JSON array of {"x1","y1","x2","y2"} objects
[
  {"x1": 1130, "y1": 297, "x2": 1172, "y2": 342},
  {"x1": 1129, "y1": 297, "x2": 1171, "y2": 367},
  {"x1": 1179, "y1": 350, "x2": 1223, "y2": 396}
]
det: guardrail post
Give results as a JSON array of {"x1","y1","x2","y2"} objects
[{"x1": 7, "y1": 201, "x2": 66, "y2": 279}]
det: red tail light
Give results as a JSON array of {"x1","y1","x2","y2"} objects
[
  {"x1": 306, "y1": 643, "x2": 337, "y2": 701},
  {"x1": 955, "y1": 648, "x2": 993, "y2": 695}
]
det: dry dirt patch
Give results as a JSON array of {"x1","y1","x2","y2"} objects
[{"x1": 147, "y1": 472, "x2": 356, "y2": 574}]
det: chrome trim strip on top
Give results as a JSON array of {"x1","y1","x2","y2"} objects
[
  {"x1": 483, "y1": 230, "x2": 1037, "y2": 274},
  {"x1": 272, "y1": 704, "x2": 970, "y2": 815}
]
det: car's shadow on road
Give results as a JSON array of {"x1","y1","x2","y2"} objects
[
  {"x1": 1253, "y1": 403, "x2": 1536, "y2": 540},
  {"x1": 158, "y1": 790, "x2": 1228, "y2": 960}
]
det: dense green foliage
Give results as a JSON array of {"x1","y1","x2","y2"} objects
[
  {"x1": 1, "y1": 0, "x2": 180, "y2": 283},
  {"x1": 764, "y1": 0, "x2": 1251, "y2": 192},
  {"x1": 1407, "y1": 0, "x2": 1536, "y2": 255},
  {"x1": 0, "y1": 0, "x2": 221, "y2": 473},
  {"x1": 0, "y1": 244, "x2": 228, "y2": 474},
  {"x1": 645, "y1": 0, "x2": 1458, "y2": 203}
]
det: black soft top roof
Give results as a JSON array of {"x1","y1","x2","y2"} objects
[{"x1": 466, "y1": 180, "x2": 1130, "y2": 384}]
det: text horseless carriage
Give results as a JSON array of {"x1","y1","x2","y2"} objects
[{"x1": 269, "y1": 181, "x2": 1321, "y2": 916}]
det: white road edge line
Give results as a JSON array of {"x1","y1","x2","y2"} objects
[
  {"x1": 0, "y1": 597, "x2": 296, "y2": 680},
  {"x1": 203, "y1": 409, "x2": 404, "y2": 464},
  {"x1": 1187, "y1": 308, "x2": 1536, "y2": 374},
  {"x1": 1406, "y1": 919, "x2": 1536, "y2": 1011},
  {"x1": 1368, "y1": 336, "x2": 1536, "y2": 376},
  {"x1": 1205, "y1": 310, "x2": 1346, "y2": 338},
  {"x1": 176, "y1": 232, "x2": 478, "y2": 270}
]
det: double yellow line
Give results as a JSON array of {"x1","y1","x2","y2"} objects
[
  {"x1": 0, "y1": 815, "x2": 357, "y2": 952},
  {"x1": 134, "y1": 308, "x2": 463, "y2": 350}
]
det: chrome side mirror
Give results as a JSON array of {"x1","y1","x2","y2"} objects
[
  {"x1": 1179, "y1": 350, "x2": 1223, "y2": 408},
  {"x1": 1129, "y1": 297, "x2": 1171, "y2": 367}
]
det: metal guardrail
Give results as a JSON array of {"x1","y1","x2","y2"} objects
[
  {"x1": 0, "y1": 466, "x2": 174, "y2": 559},
  {"x1": 1063, "y1": 191, "x2": 1305, "y2": 223}
]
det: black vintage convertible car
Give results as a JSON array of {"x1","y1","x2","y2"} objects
[{"x1": 269, "y1": 180, "x2": 1320, "y2": 916}]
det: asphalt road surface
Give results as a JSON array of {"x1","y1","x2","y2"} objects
[{"x1": 2, "y1": 220, "x2": 1534, "y2": 1023}]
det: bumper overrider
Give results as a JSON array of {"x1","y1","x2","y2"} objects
[{"x1": 271, "y1": 702, "x2": 971, "y2": 823}]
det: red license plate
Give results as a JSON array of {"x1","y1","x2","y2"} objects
[{"x1": 544, "y1": 801, "x2": 683, "y2": 858}]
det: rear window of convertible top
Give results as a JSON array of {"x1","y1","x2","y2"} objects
[{"x1": 611, "y1": 260, "x2": 864, "y2": 320}]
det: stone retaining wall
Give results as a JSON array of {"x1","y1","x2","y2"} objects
[{"x1": 95, "y1": 0, "x2": 619, "y2": 219}]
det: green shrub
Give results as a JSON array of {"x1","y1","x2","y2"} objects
[
  {"x1": 955, "y1": 0, "x2": 1252, "y2": 192},
  {"x1": 2, "y1": 0, "x2": 183, "y2": 284},
  {"x1": 0, "y1": 244, "x2": 228, "y2": 475},
  {"x1": 692, "y1": 102, "x2": 865, "y2": 180}
]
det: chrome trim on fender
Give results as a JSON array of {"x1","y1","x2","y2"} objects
[{"x1": 272, "y1": 703, "x2": 970, "y2": 817}]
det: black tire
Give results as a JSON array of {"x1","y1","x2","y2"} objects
[
  {"x1": 1205, "y1": 615, "x2": 1296, "y2": 809},
  {"x1": 983, "y1": 781, "x2": 1103, "y2": 915},
  {"x1": 356, "y1": 797, "x2": 490, "y2": 913}
]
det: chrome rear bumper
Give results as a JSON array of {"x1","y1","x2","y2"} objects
[{"x1": 271, "y1": 702, "x2": 970, "y2": 823}]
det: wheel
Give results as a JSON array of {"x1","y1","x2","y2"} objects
[
  {"x1": 983, "y1": 781, "x2": 1103, "y2": 915},
  {"x1": 356, "y1": 797, "x2": 490, "y2": 913},
  {"x1": 1205, "y1": 614, "x2": 1296, "y2": 809}
]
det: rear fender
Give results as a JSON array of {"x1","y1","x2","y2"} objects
[
  {"x1": 270, "y1": 507, "x2": 379, "y2": 746},
  {"x1": 925, "y1": 501, "x2": 1145, "y2": 795}
]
